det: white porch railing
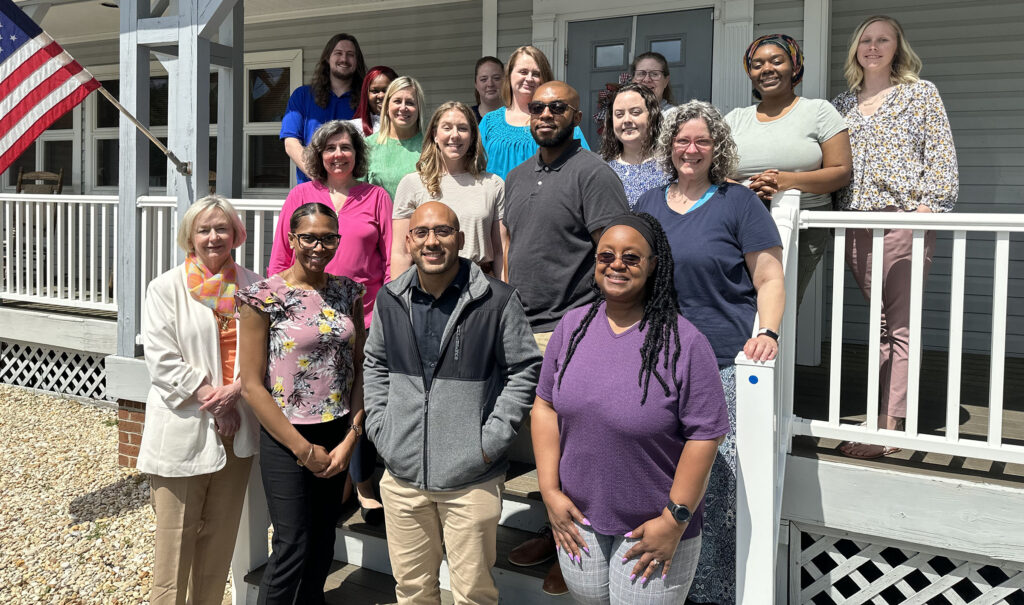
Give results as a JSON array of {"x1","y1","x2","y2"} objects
[
  {"x1": 735, "y1": 201, "x2": 1024, "y2": 604},
  {"x1": 1, "y1": 193, "x2": 120, "y2": 312}
]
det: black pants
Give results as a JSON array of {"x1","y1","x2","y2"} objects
[
  {"x1": 348, "y1": 434, "x2": 377, "y2": 485},
  {"x1": 257, "y1": 420, "x2": 348, "y2": 605}
]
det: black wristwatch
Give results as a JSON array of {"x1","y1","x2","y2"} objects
[
  {"x1": 757, "y1": 327, "x2": 779, "y2": 341},
  {"x1": 667, "y1": 501, "x2": 692, "y2": 524}
]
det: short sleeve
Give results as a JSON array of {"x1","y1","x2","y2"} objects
[
  {"x1": 731, "y1": 186, "x2": 783, "y2": 254},
  {"x1": 535, "y1": 318, "x2": 568, "y2": 402},
  {"x1": 235, "y1": 280, "x2": 280, "y2": 313},
  {"x1": 392, "y1": 173, "x2": 423, "y2": 219},
  {"x1": 326, "y1": 275, "x2": 367, "y2": 316},
  {"x1": 675, "y1": 325, "x2": 731, "y2": 441},
  {"x1": 491, "y1": 174, "x2": 506, "y2": 221},
  {"x1": 279, "y1": 87, "x2": 306, "y2": 141},
  {"x1": 815, "y1": 99, "x2": 848, "y2": 143},
  {"x1": 581, "y1": 162, "x2": 630, "y2": 233}
]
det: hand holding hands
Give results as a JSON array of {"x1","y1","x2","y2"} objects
[
  {"x1": 198, "y1": 382, "x2": 242, "y2": 418},
  {"x1": 541, "y1": 490, "x2": 590, "y2": 564},
  {"x1": 315, "y1": 436, "x2": 355, "y2": 479},
  {"x1": 214, "y1": 407, "x2": 240, "y2": 436},
  {"x1": 621, "y1": 511, "x2": 687, "y2": 585},
  {"x1": 748, "y1": 169, "x2": 779, "y2": 201}
]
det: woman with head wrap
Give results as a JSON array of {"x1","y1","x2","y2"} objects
[{"x1": 724, "y1": 33, "x2": 852, "y2": 305}]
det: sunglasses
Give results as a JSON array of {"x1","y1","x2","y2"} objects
[
  {"x1": 527, "y1": 101, "x2": 579, "y2": 116},
  {"x1": 292, "y1": 233, "x2": 341, "y2": 249},
  {"x1": 409, "y1": 225, "x2": 457, "y2": 240},
  {"x1": 596, "y1": 251, "x2": 648, "y2": 267}
]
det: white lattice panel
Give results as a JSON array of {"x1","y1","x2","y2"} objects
[
  {"x1": 0, "y1": 340, "x2": 107, "y2": 401},
  {"x1": 792, "y1": 524, "x2": 1024, "y2": 604}
]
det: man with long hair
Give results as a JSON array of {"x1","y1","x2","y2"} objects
[{"x1": 280, "y1": 33, "x2": 367, "y2": 184}]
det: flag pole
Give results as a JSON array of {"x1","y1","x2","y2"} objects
[{"x1": 95, "y1": 85, "x2": 193, "y2": 177}]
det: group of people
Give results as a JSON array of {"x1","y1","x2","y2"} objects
[{"x1": 137, "y1": 14, "x2": 957, "y2": 605}]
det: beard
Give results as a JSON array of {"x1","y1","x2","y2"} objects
[
  {"x1": 331, "y1": 65, "x2": 355, "y2": 82},
  {"x1": 534, "y1": 123, "x2": 574, "y2": 148}
]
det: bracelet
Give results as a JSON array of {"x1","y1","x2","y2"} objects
[{"x1": 297, "y1": 444, "x2": 314, "y2": 467}]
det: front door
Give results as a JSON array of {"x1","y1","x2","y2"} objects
[{"x1": 566, "y1": 9, "x2": 714, "y2": 148}]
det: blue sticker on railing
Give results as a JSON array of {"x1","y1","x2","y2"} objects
[{"x1": 749, "y1": 375, "x2": 758, "y2": 384}]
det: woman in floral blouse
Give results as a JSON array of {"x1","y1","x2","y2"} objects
[
  {"x1": 238, "y1": 202, "x2": 366, "y2": 603},
  {"x1": 831, "y1": 15, "x2": 958, "y2": 459}
]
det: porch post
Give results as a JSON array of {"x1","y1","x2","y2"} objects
[
  {"x1": 711, "y1": 0, "x2": 755, "y2": 115},
  {"x1": 216, "y1": 4, "x2": 244, "y2": 198}
]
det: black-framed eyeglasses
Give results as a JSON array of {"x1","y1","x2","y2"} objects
[
  {"x1": 596, "y1": 251, "x2": 649, "y2": 267},
  {"x1": 526, "y1": 101, "x2": 579, "y2": 116},
  {"x1": 409, "y1": 225, "x2": 457, "y2": 240},
  {"x1": 292, "y1": 233, "x2": 341, "y2": 249}
]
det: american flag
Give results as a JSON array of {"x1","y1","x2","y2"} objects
[{"x1": 0, "y1": 0, "x2": 100, "y2": 174}]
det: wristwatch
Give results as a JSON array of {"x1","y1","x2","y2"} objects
[
  {"x1": 757, "y1": 327, "x2": 779, "y2": 341},
  {"x1": 667, "y1": 501, "x2": 692, "y2": 524}
]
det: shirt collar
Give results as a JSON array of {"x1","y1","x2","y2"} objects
[
  {"x1": 410, "y1": 259, "x2": 470, "y2": 299},
  {"x1": 534, "y1": 140, "x2": 582, "y2": 172}
]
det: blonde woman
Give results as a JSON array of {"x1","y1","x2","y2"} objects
[
  {"x1": 478, "y1": 45, "x2": 589, "y2": 180},
  {"x1": 831, "y1": 15, "x2": 958, "y2": 459},
  {"x1": 139, "y1": 195, "x2": 261, "y2": 605},
  {"x1": 391, "y1": 101, "x2": 505, "y2": 278},
  {"x1": 365, "y1": 76, "x2": 426, "y2": 200}
]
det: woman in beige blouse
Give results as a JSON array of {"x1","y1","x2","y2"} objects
[{"x1": 831, "y1": 15, "x2": 958, "y2": 459}]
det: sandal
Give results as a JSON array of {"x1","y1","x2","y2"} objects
[{"x1": 839, "y1": 441, "x2": 901, "y2": 460}]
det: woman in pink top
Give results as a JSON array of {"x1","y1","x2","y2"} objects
[
  {"x1": 268, "y1": 119, "x2": 391, "y2": 524},
  {"x1": 268, "y1": 119, "x2": 392, "y2": 330}
]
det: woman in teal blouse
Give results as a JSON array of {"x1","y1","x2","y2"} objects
[{"x1": 365, "y1": 76, "x2": 426, "y2": 199}]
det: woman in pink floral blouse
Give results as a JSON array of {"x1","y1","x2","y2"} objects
[
  {"x1": 238, "y1": 201, "x2": 366, "y2": 603},
  {"x1": 831, "y1": 15, "x2": 958, "y2": 459}
]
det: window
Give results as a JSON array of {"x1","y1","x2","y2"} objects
[
  {"x1": 243, "y1": 50, "x2": 303, "y2": 193},
  {"x1": 594, "y1": 43, "x2": 626, "y2": 69},
  {"x1": 5, "y1": 115, "x2": 78, "y2": 191}
]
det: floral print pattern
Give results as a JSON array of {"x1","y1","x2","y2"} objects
[
  {"x1": 236, "y1": 274, "x2": 364, "y2": 424},
  {"x1": 831, "y1": 80, "x2": 958, "y2": 213},
  {"x1": 608, "y1": 158, "x2": 671, "y2": 209}
]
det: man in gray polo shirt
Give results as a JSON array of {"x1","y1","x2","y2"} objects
[
  {"x1": 503, "y1": 81, "x2": 629, "y2": 348},
  {"x1": 501, "y1": 80, "x2": 628, "y2": 595}
]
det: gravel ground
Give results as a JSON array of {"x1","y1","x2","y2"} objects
[{"x1": 0, "y1": 385, "x2": 232, "y2": 604}]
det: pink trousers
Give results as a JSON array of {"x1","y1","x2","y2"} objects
[{"x1": 846, "y1": 218, "x2": 936, "y2": 419}]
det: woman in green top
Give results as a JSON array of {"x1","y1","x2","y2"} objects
[{"x1": 365, "y1": 76, "x2": 426, "y2": 199}]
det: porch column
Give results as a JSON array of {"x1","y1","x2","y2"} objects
[{"x1": 711, "y1": 0, "x2": 755, "y2": 115}]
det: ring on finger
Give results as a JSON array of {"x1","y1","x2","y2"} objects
[{"x1": 651, "y1": 559, "x2": 660, "y2": 566}]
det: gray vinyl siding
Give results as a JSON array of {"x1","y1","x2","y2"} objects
[
  {"x1": 753, "y1": 0, "x2": 804, "y2": 40},
  {"x1": 497, "y1": 0, "x2": 533, "y2": 62},
  {"x1": 821, "y1": 0, "x2": 1024, "y2": 356}
]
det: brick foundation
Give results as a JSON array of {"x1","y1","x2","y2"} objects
[{"x1": 117, "y1": 399, "x2": 146, "y2": 468}]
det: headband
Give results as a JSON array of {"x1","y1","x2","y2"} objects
[
  {"x1": 743, "y1": 34, "x2": 804, "y2": 86},
  {"x1": 603, "y1": 214, "x2": 656, "y2": 251}
]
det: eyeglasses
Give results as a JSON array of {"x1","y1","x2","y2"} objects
[
  {"x1": 409, "y1": 225, "x2": 457, "y2": 240},
  {"x1": 673, "y1": 138, "x2": 714, "y2": 150},
  {"x1": 526, "y1": 101, "x2": 579, "y2": 116},
  {"x1": 633, "y1": 70, "x2": 666, "y2": 81},
  {"x1": 292, "y1": 233, "x2": 341, "y2": 249},
  {"x1": 596, "y1": 251, "x2": 648, "y2": 267}
]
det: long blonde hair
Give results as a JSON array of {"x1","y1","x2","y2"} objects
[
  {"x1": 416, "y1": 102, "x2": 487, "y2": 197},
  {"x1": 501, "y1": 46, "x2": 553, "y2": 107},
  {"x1": 843, "y1": 15, "x2": 922, "y2": 91},
  {"x1": 375, "y1": 76, "x2": 426, "y2": 145}
]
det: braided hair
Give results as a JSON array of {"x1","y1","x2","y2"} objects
[{"x1": 556, "y1": 212, "x2": 681, "y2": 404}]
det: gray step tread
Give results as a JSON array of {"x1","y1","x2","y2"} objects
[{"x1": 244, "y1": 561, "x2": 456, "y2": 604}]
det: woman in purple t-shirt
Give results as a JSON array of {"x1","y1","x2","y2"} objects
[{"x1": 532, "y1": 213, "x2": 729, "y2": 603}]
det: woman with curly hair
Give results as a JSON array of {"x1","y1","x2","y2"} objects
[
  {"x1": 600, "y1": 83, "x2": 671, "y2": 208},
  {"x1": 391, "y1": 101, "x2": 505, "y2": 277},
  {"x1": 635, "y1": 100, "x2": 784, "y2": 604},
  {"x1": 531, "y1": 212, "x2": 729, "y2": 603}
]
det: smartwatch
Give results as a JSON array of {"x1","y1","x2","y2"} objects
[
  {"x1": 667, "y1": 501, "x2": 692, "y2": 524},
  {"x1": 757, "y1": 327, "x2": 779, "y2": 341}
]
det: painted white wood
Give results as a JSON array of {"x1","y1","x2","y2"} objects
[
  {"x1": 231, "y1": 461, "x2": 270, "y2": 605},
  {"x1": 783, "y1": 455, "x2": 1024, "y2": 563},
  {"x1": 482, "y1": 0, "x2": 498, "y2": 57},
  {"x1": 801, "y1": 0, "x2": 830, "y2": 100},
  {"x1": 905, "y1": 229, "x2": 925, "y2": 437},
  {"x1": 104, "y1": 355, "x2": 151, "y2": 402},
  {"x1": 945, "y1": 231, "x2": 966, "y2": 442},
  {"x1": 0, "y1": 307, "x2": 117, "y2": 355},
  {"x1": 827, "y1": 228, "x2": 845, "y2": 425},
  {"x1": 988, "y1": 231, "x2": 1009, "y2": 447},
  {"x1": 865, "y1": 228, "x2": 883, "y2": 430}
]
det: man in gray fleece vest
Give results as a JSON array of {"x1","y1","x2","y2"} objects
[{"x1": 364, "y1": 202, "x2": 541, "y2": 604}]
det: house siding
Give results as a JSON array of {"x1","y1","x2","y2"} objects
[
  {"x1": 497, "y1": 0, "x2": 533, "y2": 61},
  {"x1": 823, "y1": 0, "x2": 1024, "y2": 356}
]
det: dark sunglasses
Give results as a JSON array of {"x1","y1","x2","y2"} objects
[
  {"x1": 527, "y1": 100, "x2": 579, "y2": 116},
  {"x1": 596, "y1": 251, "x2": 648, "y2": 267},
  {"x1": 409, "y1": 225, "x2": 457, "y2": 240},
  {"x1": 292, "y1": 233, "x2": 341, "y2": 249}
]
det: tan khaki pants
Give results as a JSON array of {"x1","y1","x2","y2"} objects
[
  {"x1": 149, "y1": 437, "x2": 253, "y2": 605},
  {"x1": 380, "y1": 470, "x2": 504, "y2": 605}
]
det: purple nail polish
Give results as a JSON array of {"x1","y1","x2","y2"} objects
[
  {"x1": 582, "y1": 518, "x2": 591, "y2": 526},
  {"x1": 583, "y1": 546, "x2": 590, "y2": 555},
  {"x1": 629, "y1": 573, "x2": 636, "y2": 581},
  {"x1": 662, "y1": 573, "x2": 667, "y2": 581},
  {"x1": 624, "y1": 531, "x2": 633, "y2": 538},
  {"x1": 575, "y1": 554, "x2": 581, "y2": 564},
  {"x1": 556, "y1": 544, "x2": 561, "y2": 553},
  {"x1": 621, "y1": 557, "x2": 628, "y2": 563},
  {"x1": 641, "y1": 576, "x2": 648, "y2": 585}
]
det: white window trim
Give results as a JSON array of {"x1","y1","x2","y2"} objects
[
  {"x1": 242, "y1": 49, "x2": 303, "y2": 195},
  {"x1": 1, "y1": 108, "x2": 81, "y2": 194}
]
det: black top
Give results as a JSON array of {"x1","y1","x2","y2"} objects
[
  {"x1": 503, "y1": 141, "x2": 629, "y2": 332},
  {"x1": 409, "y1": 261, "x2": 470, "y2": 390}
]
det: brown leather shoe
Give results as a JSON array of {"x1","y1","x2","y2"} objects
[
  {"x1": 542, "y1": 561, "x2": 569, "y2": 596},
  {"x1": 508, "y1": 525, "x2": 556, "y2": 567}
]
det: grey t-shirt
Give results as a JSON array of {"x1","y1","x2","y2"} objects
[
  {"x1": 393, "y1": 172, "x2": 505, "y2": 264},
  {"x1": 725, "y1": 97, "x2": 847, "y2": 209},
  {"x1": 504, "y1": 142, "x2": 629, "y2": 332}
]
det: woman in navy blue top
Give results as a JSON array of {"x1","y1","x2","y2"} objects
[{"x1": 635, "y1": 99, "x2": 784, "y2": 605}]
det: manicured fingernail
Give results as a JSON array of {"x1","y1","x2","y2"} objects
[
  {"x1": 582, "y1": 546, "x2": 590, "y2": 555},
  {"x1": 624, "y1": 531, "x2": 632, "y2": 538},
  {"x1": 575, "y1": 554, "x2": 581, "y2": 564},
  {"x1": 621, "y1": 557, "x2": 628, "y2": 563},
  {"x1": 629, "y1": 573, "x2": 636, "y2": 581},
  {"x1": 641, "y1": 576, "x2": 648, "y2": 585},
  {"x1": 582, "y1": 518, "x2": 591, "y2": 526},
  {"x1": 662, "y1": 573, "x2": 667, "y2": 581},
  {"x1": 556, "y1": 544, "x2": 561, "y2": 553}
]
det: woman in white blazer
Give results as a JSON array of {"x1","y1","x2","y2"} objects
[{"x1": 139, "y1": 195, "x2": 261, "y2": 605}]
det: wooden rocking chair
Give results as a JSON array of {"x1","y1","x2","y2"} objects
[{"x1": 16, "y1": 167, "x2": 64, "y2": 194}]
